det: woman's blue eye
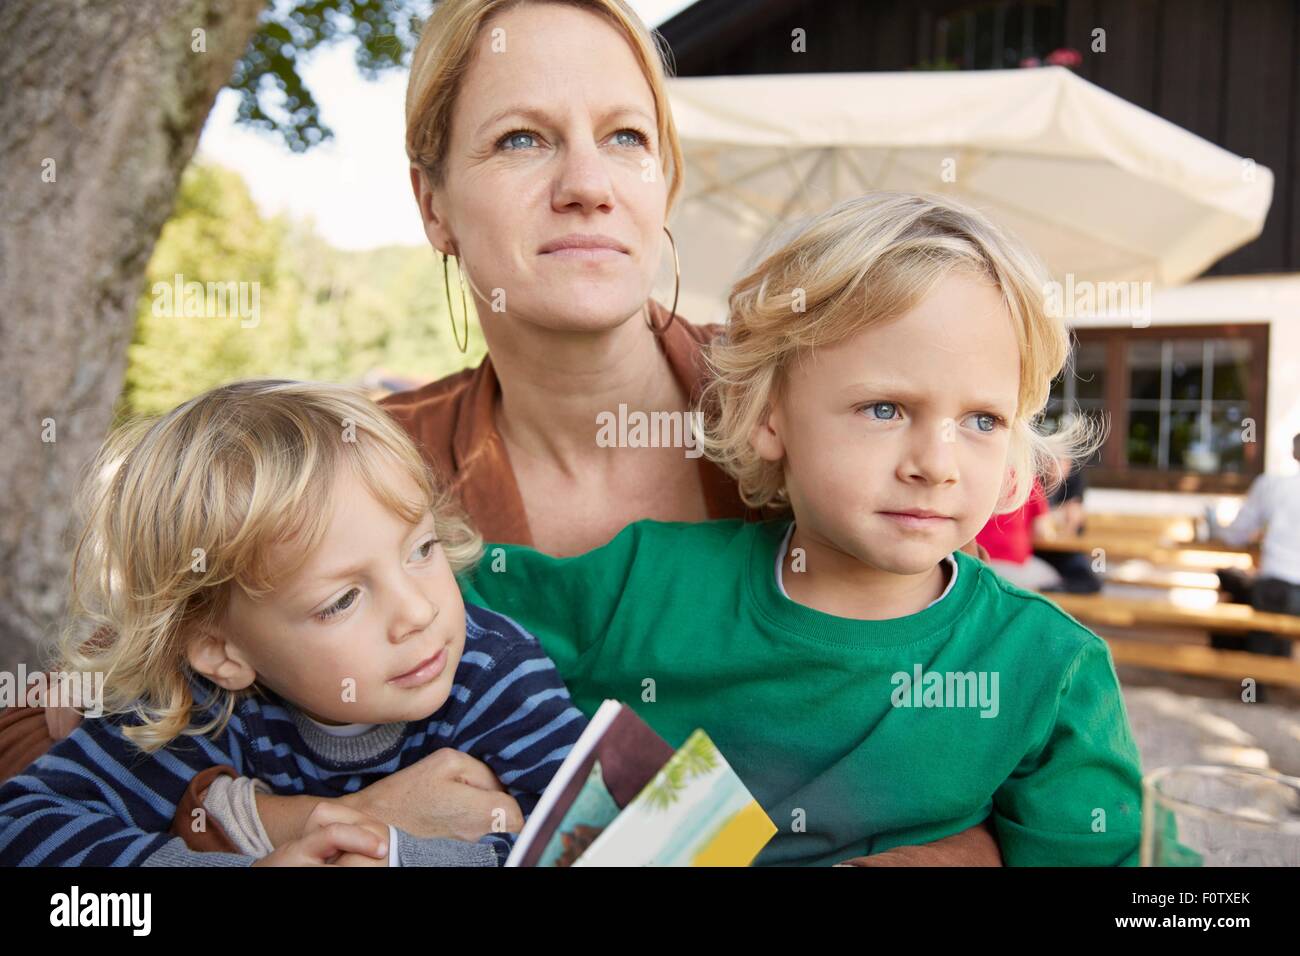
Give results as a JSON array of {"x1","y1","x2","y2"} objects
[
  {"x1": 968, "y1": 413, "x2": 1002, "y2": 433},
  {"x1": 318, "y1": 588, "x2": 359, "y2": 621},
  {"x1": 613, "y1": 128, "x2": 648, "y2": 148},
  {"x1": 500, "y1": 130, "x2": 539, "y2": 150},
  {"x1": 863, "y1": 402, "x2": 899, "y2": 420}
]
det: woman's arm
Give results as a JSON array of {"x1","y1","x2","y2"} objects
[{"x1": 836, "y1": 819, "x2": 1003, "y2": 866}]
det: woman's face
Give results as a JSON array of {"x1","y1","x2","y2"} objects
[{"x1": 415, "y1": 3, "x2": 670, "y2": 333}]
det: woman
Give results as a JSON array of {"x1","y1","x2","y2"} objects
[{"x1": 1, "y1": 0, "x2": 998, "y2": 865}]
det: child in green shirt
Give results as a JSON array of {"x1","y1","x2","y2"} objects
[{"x1": 462, "y1": 191, "x2": 1142, "y2": 866}]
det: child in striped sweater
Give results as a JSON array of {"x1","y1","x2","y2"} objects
[{"x1": 0, "y1": 380, "x2": 587, "y2": 866}]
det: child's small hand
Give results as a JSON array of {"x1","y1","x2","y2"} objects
[
  {"x1": 302, "y1": 801, "x2": 391, "y2": 866},
  {"x1": 252, "y1": 819, "x2": 388, "y2": 866}
]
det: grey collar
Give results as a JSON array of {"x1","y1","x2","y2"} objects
[{"x1": 286, "y1": 707, "x2": 409, "y2": 765}]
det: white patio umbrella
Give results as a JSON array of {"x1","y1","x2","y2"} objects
[{"x1": 665, "y1": 67, "x2": 1274, "y2": 323}]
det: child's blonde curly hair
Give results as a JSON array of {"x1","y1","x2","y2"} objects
[
  {"x1": 700, "y1": 191, "x2": 1099, "y2": 513},
  {"x1": 56, "y1": 380, "x2": 483, "y2": 753}
]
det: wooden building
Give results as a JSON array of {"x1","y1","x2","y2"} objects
[{"x1": 658, "y1": 0, "x2": 1300, "y2": 494}]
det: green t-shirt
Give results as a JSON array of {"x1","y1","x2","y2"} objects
[{"x1": 460, "y1": 517, "x2": 1143, "y2": 866}]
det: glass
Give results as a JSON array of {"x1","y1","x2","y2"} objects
[
  {"x1": 1073, "y1": 342, "x2": 1106, "y2": 401},
  {"x1": 1126, "y1": 409, "x2": 1160, "y2": 467},
  {"x1": 1209, "y1": 406, "x2": 1249, "y2": 472},
  {"x1": 1168, "y1": 340, "x2": 1204, "y2": 401},
  {"x1": 1211, "y1": 339, "x2": 1251, "y2": 400},
  {"x1": 1127, "y1": 341, "x2": 1162, "y2": 402},
  {"x1": 1142, "y1": 765, "x2": 1300, "y2": 866},
  {"x1": 1166, "y1": 409, "x2": 1205, "y2": 471}
]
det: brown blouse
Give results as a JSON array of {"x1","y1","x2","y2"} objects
[{"x1": 377, "y1": 297, "x2": 757, "y2": 545}]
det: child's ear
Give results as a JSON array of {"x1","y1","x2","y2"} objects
[
  {"x1": 186, "y1": 628, "x2": 257, "y2": 691},
  {"x1": 748, "y1": 401, "x2": 787, "y2": 463}
]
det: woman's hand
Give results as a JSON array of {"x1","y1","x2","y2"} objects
[
  {"x1": 44, "y1": 704, "x2": 83, "y2": 741},
  {"x1": 255, "y1": 748, "x2": 523, "y2": 848},
  {"x1": 340, "y1": 748, "x2": 524, "y2": 842},
  {"x1": 251, "y1": 817, "x2": 389, "y2": 866}
]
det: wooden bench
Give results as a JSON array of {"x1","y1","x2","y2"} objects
[
  {"x1": 1046, "y1": 593, "x2": 1300, "y2": 638},
  {"x1": 1083, "y1": 513, "x2": 1197, "y2": 541},
  {"x1": 1033, "y1": 534, "x2": 1256, "y2": 570},
  {"x1": 1094, "y1": 564, "x2": 1223, "y2": 591},
  {"x1": 1041, "y1": 592, "x2": 1300, "y2": 688},
  {"x1": 1034, "y1": 511, "x2": 1258, "y2": 570},
  {"x1": 1104, "y1": 638, "x2": 1300, "y2": 689}
]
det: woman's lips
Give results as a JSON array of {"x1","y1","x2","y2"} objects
[
  {"x1": 388, "y1": 647, "x2": 448, "y2": 688},
  {"x1": 539, "y1": 246, "x2": 627, "y2": 261}
]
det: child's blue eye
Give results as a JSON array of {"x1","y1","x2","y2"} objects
[
  {"x1": 965, "y1": 412, "x2": 1004, "y2": 433},
  {"x1": 318, "y1": 588, "x2": 359, "y2": 621},
  {"x1": 862, "y1": 402, "x2": 900, "y2": 420}
]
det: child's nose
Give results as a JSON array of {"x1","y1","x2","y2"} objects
[
  {"x1": 390, "y1": 590, "x2": 439, "y2": 643},
  {"x1": 899, "y1": 424, "x2": 960, "y2": 485}
]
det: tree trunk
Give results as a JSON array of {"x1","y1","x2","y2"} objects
[{"x1": 0, "y1": 0, "x2": 267, "y2": 673}]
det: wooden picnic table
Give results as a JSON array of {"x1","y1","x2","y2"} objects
[
  {"x1": 1041, "y1": 592, "x2": 1300, "y2": 688},
  {"x1": 1094, "y1": 564, "x2": 1222, "y2": 591},
  {"x1": 1045, "y1": 592, "x2": 1300, "y2": 638},
  {"x1": 1032, "y1": 533, "x2": 1256, "y2": 570}
]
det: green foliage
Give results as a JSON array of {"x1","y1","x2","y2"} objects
[
  {"x1": 124, "y1": 161, "x2": 482, "y2": 420},
  {"x1": 229, "y1": 0, "x2": 430, "y2": 152}
]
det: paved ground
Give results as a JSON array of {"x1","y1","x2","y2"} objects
[{"x1": 1119, "y1": 666, "x2": 1300, "y2": 778}]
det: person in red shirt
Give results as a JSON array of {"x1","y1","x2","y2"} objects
[{"x1": 976, "y1": 478, "x2": 1063, "y2": 590}]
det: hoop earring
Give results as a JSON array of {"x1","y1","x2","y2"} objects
[
  {"x1": 647, "y1": 225, "x2": 680, "y2": 334},
  {"x1": 443, "y1": 251, "x2": 470, "y2": 354}
]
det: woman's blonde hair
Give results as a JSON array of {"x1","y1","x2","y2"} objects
[
  {"x1": 700, "y1": 191, "x2": 1100, "y2": 513},
  {"x1": 56, "y1": 380, "x2": 483, "y2": 753},
  {"x1": 405, "y1": 0, "x2": 686, "y2": 213}
]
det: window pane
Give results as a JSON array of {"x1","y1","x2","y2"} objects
[
  {"x1": 1127, "y1": 409, "x2": 1160, "y2": 467},
  {"x1": 1211, "y1": 339, "x2": 1251, "y2": 400},
  {"x1": 1166, "y1": 409, "x2": 1203, "y2": 470},
  {"x1": 1169, "y1": 340, "x2": 1204, "y2": 401},
  {"x1": 1210, "y1": 407, "x2": 1249, "y2": 472},
  {"x1": 1109, "y1": 330, "x2": 1262, "y2": 482},
  {"x1": 1073, "y1": 342, "x2": 1105, "y2": 401},
  {"x1": 1128, "y1": 341, "x2": 1162, "y2": 402},
  {"x1": 1046, "y1": 340, "x2": 1107, "y2": 447}
]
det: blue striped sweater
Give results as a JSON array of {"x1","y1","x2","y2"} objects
[{"x1": 0, "y1": 602, "x2": 587, "y2": 866}]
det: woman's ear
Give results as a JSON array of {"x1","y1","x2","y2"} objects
[
  {"x1": 409, "y1": 164, "x2": 455, "y2": 256},
  {"x1": 186, "y1": 628, "x2": 257, "y2": 692},
  {"x1": 748, "y1": 401, "x2": 786, "y2": 463}
]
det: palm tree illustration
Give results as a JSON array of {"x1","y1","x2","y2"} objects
[{"x1": 641, "y1": 731, "x2": 721, "y2": 813}]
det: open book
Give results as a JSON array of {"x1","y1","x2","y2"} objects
[{"x1": 505, "y1": 700, "x2": 777, "y2": 866}]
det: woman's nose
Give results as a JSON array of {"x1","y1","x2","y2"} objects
[{"x1": 551, "y1": 139, "x2": 615, "y2": 213}]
